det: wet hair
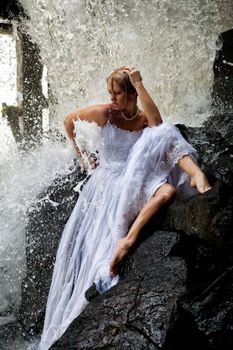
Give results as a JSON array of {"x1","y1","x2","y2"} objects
[{"x1": 106, "y1": 67, "x2": 137, "y2": 95}]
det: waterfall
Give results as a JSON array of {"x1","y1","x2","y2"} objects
[
  {"x1": 0, "y1": 0, "x2": 232, "y2": 347},
  {"x1": 19, "y1": 0, "x2": 233, "y2": 126}
]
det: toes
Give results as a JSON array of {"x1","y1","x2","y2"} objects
[
  {"x1": 202, "y1": 185, "x2": 212, "y2": 193},
  {"x1": 109, "y1": 255, "x2": 120, "y2": 277},
  {"x1": 190, "y1": 173, "x2": 211, "y2": 194},
  {"x1": 110, "y1": 238, "x2": 132, "y2": 277},
  {"x1": 190, "y1": 179, "x2": 196, "y2": 188},
  {"x1": 109, "y1": 262, "x2": 118, "y2": 277}
]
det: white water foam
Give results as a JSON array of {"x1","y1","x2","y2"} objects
[
  {"x1": 0, "y1": 141, "x2": 75, "y2": 321},
  {"x1": 19, "y1": 0, "x2": 233, "y2": 126}
]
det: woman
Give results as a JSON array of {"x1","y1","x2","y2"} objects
[{"x1": 38, "y1": 66, "x2": 211, "y2": 349}]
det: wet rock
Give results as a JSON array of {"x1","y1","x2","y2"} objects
[
  {"x1": 0, "y1": 0, "x2": 26, "y2": 20},
  {"x1": 179, "y1": 267, "x2": 233, "y2": 350},
  {"x1": 204, "y1": 112, "x2": 233, "y2": 142},
  {"x1": 164, "y1": 235, "x2": 233, "y2": 350},
  {"x1": 177, "y1": 124, "x2": 233, "y2": 187},
  {"x1": 51, "y1": 232, "x2": 187, "y2": 350},
  {"x1": 0, "y1": 320, "x2": 23, "y2": 350},
  {"x1": 159, "y1": 182, "x2": 233, "y2": 251}
]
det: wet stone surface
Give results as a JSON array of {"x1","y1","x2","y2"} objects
[{"x1": 51, "y1": 232, "x2": 187, "y2": 350}]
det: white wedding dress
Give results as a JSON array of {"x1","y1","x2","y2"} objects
[{"x1": 38, "y1": 119, "x2": 197, "y2": 349}]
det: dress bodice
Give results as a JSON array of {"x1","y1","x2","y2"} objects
[
  {"x1": 74, "y1": 119, "x2": 143, "y2": 168},
  {"x1": 100, "y1": 122, "x2": 143, "y2": 164}
]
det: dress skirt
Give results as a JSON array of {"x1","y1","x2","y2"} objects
[{"x1": 38, "y1": 122, "x2": 197, "y2": 349}]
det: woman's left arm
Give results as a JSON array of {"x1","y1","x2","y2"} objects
[{"x1": 124, "y1": 67, "x2": 163, "y2": 127}]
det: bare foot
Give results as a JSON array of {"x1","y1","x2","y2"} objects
[
  {"x1": 109, "y1": 238, "x2": 132, "y2": 277},
  {"x1": 190, "y1": 171, "x2": 212, "y2": 193}
]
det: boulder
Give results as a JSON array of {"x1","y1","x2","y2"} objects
[
  {"x1": 159, "y1": 182, "x2": 233, "y2": 251},
  {"x1": 165, "y1": 235, "x2": 233, "y2": 350},
  {"x1": 51, "y1": 232, "x2": 187, "y2": 350}
]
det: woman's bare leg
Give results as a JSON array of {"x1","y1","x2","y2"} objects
[
  {"x1": 178, "y1": 155, "x2": 211, "y2": 193},
  {"x1": 109, "y1": 183, "x2": 176, "y2": 276},
  {"x1": 110, "y1": 156, "x2": 211, "y2": 276}
]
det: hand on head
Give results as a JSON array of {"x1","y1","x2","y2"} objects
[{"x1": 123, "y1": 66, "x2": 142, "y2": 88}]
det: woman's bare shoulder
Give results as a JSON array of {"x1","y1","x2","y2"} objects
[
  {"x1": 138, "y1": 110, "x2": 149, "y2": 128},
  {"x1": 139, "y1": 110, "x2": 163, "y2": 128},
  {"x1": 65, "y1": 104, "x2": 110, "y2": 127}
]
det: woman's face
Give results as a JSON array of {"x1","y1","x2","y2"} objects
[{"x1": 107, "y1": 79, "x2": 126, "y2": 110}]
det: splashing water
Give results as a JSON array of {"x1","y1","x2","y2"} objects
[
  {"x1": 19, "y1": 0, "x2": 233, "y2": 126},
  {"x1": 0, "y1": 142, "x2": 75, "y2": 321},
  {"x1": 0, "y1": 0, "x2": 233, "y2": 347}
]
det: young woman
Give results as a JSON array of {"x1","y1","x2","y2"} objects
[{"x1": 38, "y1": 66, "x2": 211, "y2": 349}]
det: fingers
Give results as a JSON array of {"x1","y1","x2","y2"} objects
[
  {"x1": 124, "y1": 65, "x2": 137, "y2": 73},
  {"x1": 123, "y1": 67, "x2": 142, "y2": 87}
]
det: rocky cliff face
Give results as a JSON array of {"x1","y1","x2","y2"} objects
[{"x1": 13, "y1": 29, "x2": 233, "y2": 349}]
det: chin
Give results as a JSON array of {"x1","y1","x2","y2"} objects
[
  {"x1": 111, "y1": 104, "x2": 119, "y2": 110},
  {"x1": 111, "y1": 104, "x2": 124, "y2": 111}
]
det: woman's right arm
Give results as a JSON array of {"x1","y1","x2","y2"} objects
[
  {"x1": 64, "y1": 112, "x2": 83, "y2": 160},
  {"x1": 64, "y1": 105, "x2": 109, "y2": 170},
  {"x1": 64, "y1": 112, "x2": 77, "y2": 140}
]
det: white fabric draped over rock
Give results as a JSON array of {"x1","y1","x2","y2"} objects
[{"x1": 38, "y1": 122, "x2": 197, "y2": 350}]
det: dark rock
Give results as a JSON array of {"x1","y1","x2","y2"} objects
[
  {"x1": 51, "y1": 232, "x2": 187, "y2": 350},
  {"x1": 153, "y1": 232, "x2": 233, "y2": 350},
  {"x1": 0, "y1": 0, "x2": 26, "y2": 20},
  {"x1": 85, "y1": 284, "x2": 100, "y2": 302},
  {"x1": 176, "y1": 124, "x2": 233, "y2": 187},
  {"x1": 0, "y1": 320, "x2": 23, "y2": 349},
  {"x1": 204, "y1": 113, "x2": 233, "y2": 142},
  {"x1": 180, "y1": 267, "x2": 233, "y2": 350},
  {"x1": 159, "y1": 182, "x2": 233, "y2": 252},
  {"x1": 168, "y1": 245, "x2": 233, "y2": 350},
  {"x1": 20, "y1": 29, "x2": 48, "y2": 148}
]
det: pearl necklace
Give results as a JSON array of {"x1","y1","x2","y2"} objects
[{"x1": 121, "y1": 107, "x2": 139, "y2": 121}]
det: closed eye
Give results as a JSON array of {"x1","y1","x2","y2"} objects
[{"x1": 108, "y1": 90, "x2": 123, "y2": 95}]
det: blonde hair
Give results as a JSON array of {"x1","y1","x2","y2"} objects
[{"x1": 106, "y1": 67, "x2": 137, "y2": 95}]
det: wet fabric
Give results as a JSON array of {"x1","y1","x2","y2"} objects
[{"x1": 38, "y1": 121, "x2": 197, "y2": 349}]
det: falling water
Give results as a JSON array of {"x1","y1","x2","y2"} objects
[
  {"x1": 0, "y1": 0, "x2": 232, "y2": 348},
  {"x1": 19, "y1": 0, "x2": 233, "y2": 125}
]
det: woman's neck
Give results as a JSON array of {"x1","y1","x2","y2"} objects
[
  {"x1": 122, "y1": 102, "x2": 138, "y2": 119},
  {"x1": 120, "y1": 107, "x2": 139, "y2": 122}
]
